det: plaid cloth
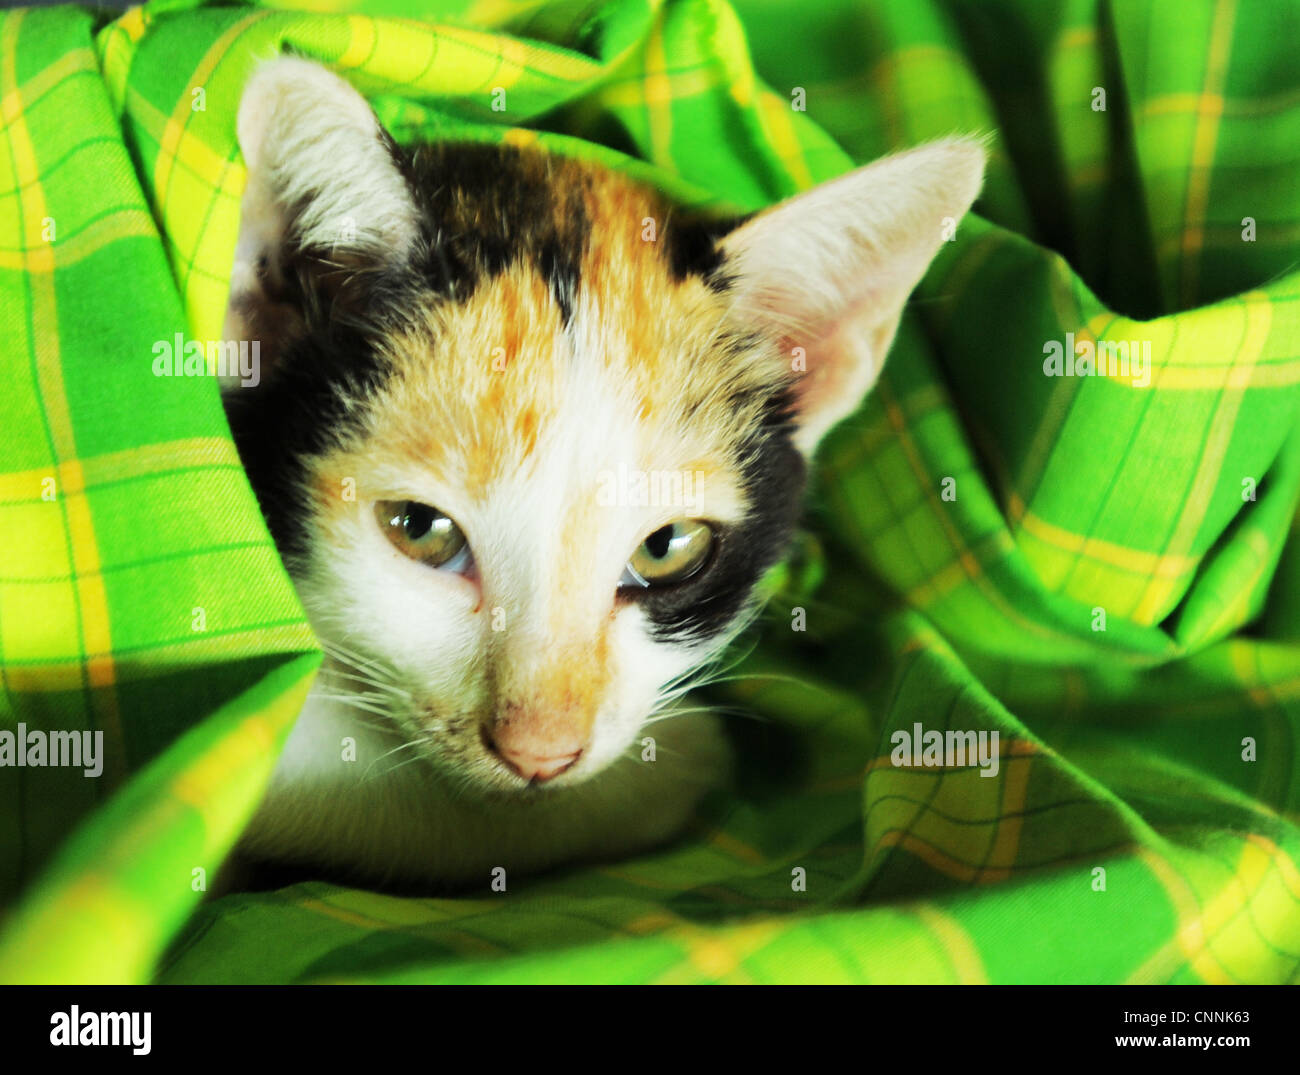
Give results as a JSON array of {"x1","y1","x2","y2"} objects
[{"x1": 1, "y1": 0, "x2": 1298, "y2": 983}]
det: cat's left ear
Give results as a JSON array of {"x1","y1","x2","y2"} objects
[
  {"x1": 718, "y1": 139, "x2": 986, "y2": 456},
  {"x1": 223, "y1": 57, "x2": 421, "y2": 376}
]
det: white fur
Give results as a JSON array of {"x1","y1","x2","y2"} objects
[
  {"x1": 222, "y1": 58, "x2": 422, "y2": 388},
  {"x1": 722, "y1": 139, "x2": 986, "y2": 454},
  {"x1": 238, "y1": 57, "x2": 419, "y2": 257},
  {"x1": 242, "y1": 689, "x2": 732, "y2": 886}
]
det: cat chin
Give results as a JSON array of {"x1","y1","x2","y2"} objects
[{"x1": 235, "y1": 692, "x2": 732, "y2": 890}]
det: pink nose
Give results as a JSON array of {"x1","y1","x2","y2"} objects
[{"x1": 486, "y1": 728, "x2": 583, "y2": 783}]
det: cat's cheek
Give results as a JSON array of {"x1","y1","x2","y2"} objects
[
  {"x1": 578, "y1": 605, "x2": 707, "y2": 773},
  {"x1": 294, "y1": 526, "x2": 484, "y2": 700}
]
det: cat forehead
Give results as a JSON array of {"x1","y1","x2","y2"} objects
[{"x1": 350, "y1": 147, "x2": 790, "y2": 507}]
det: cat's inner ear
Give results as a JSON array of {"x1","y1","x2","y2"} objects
[
  {"x1": 223, "y1": 57, "x2": 420, "y2": 375},
  {"x1": 718, "y1": 139, "x2": 986, "y2": 456}
]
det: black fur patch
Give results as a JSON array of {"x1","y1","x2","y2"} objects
[
  {"x1": 539, "y1": 238, "x2": 580, "y2": 327},
  {"x1": 404, "y1": 143, "x2": 591, "y2": 313},
  {"x1": 662, "y1": 210, "x2": 747, "y2": 290},
  {"x1": 224, "y1": 318, "x2": 396, "y2": 562},
  {"x1": 626, "y1": 389, "x2": 807, "y2": 643}
]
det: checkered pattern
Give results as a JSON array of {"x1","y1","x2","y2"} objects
[{"x1": 1, "y1": 0, "x2": 1299, "y2": 983}]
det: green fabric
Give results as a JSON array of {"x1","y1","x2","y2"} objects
[{"x1": 1, "y1": 0, "x2": 1298, "y2": 984}]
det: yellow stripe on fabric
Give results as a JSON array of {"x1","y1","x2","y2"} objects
[
  {"x1": 0, "y1": 665, "x2": 315, "y2": 983},
  {"x1": 1083, "y1": 302, "x2": 1295, "y2": 383},
  {"x1": 707, "y1": 829, "x2": 765, "y2": 866},
  {"x1": 1056, "y1": 25, "x2": 1097, "y2": 50},
  {"x1": 501, "y1": 127, "x2": 540, "y2": 149},
  {"x1": 868, "y1": 43, "x2": 966, "y2": 146},
  {"x1": 1133, "y1": 836, "x2": 1300, "y2": 983},
  {"x1": 1230, "y1": 636, "x2": 1283, "y2": 714},
  {"x1": 1144, "y1": 358, "x2": 1300, "y2": 390},
  {"x1": 0, "y1": 207, "x2": 157, "y2": 272},
  {"x1": 625, "y1": 910, "x2": 681, "y2": 935},
  {"x1": 1131, "y1": 290, "x2": 1270, "y2": 624},
  {"x1": 3, "y1": 622, "x2": 315, "y2": 694},
  {"x1": 1081, "y1": 298, "x2": 1299, "y2": 392},
  {"x1": 150, "y1": 10, "x2": 269, "y2": 222},
  {"x1": 1141, "y1": 85, "x2": 1300, "y2": 118},
  {"x1": 659, "y1": 919, "x2": 784, "y2": 983},
  {"x1": 2, "y1": 11, "x2": 123, "y2": 782},
  {"x1": 723, "y1": 28, "x2": 755, "y2": 109},
  {"x1": 114, "y1": 5, "x2": 148, "y2": 46},
  {"x1": 911, "y1": 903, "x2": 989, "y2": 984},
  {"x1": 599, "y1": 66, "x2": 718, "y2": 108},
  {"x1": 1249, "y1": 834, "x2": 1300, "y2": 899},
  {"x1": 130, "y1": 85, "x2": 236, "y2": 211},
  {"x1": 1131, "y1": 845, "x2": 1235, "y2": 984},
  {"x1": 976, "y1": 740, "x2": 1035, "y2": 882},
  {"x1": 298, "y1": 897, "x2": 393, "y2": 931},
  {"x1": 80, "y1": 436, "x2": 243, "y2": 488},
  {"x1": 874, "y1": 829, "x2": 983, "y2": 883},
  {"x1": 1196, "y1": 836, "x2": 1300, "y2": 979},
  {"x1": 0, "y1": 48, "x2": 96, "y2": 159},
  {"x1": 0, "y1": 873, "x2": 158, "y2": 984},
  {"x1": 1229, "y1": 641, "x2": 1293, "y2": 805},
  {"x1": 492, "y1": 35, "x2": 534, "y2": 92},
  {"x1": 96, "y1": 8, "x2": 150, "y2": 118},
  {"x1": 0, "y1": 436, "x2": 240, "y2": 503},
  {"x1": 0, "y1": 241, "x2": 51, "y2": 273},
  {"x1": 1011, "y1": 495, "x2": 1200, "y2": 579},
  {"x1": 757, "y1": 91, "x2": 813, "y2": 190},
  {"x1": 60, "y1": 467, "x2": 111, "y2": 693},
  {"x1": 169, "y1": 715, "x2": 277, "y2": 813},
  {"x1": 424, "y1": 21, "x2": 592, "y2": 85},
  {"x1": 903, "y1": 533, "x2": 1029, "y2": 625},
  {"x1": 1178, "y1": 0, "x2": 1237, "y2": 307},
  {"x1": 643, "y1": 8, "x2": 673, "y2": 166},
  {"x1": 337, "y1": 14, "x2": 379, "y2": 70},
  {"x1": 878, "y1": 380, "x2": 1087, "y2": 648},
  {"x1": 824, "y1": 382, "x2": 948, "y2": 474}
]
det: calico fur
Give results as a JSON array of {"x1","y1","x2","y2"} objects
[{"x1": 222, "y1": 58, "x2": 985, "y2": 888}]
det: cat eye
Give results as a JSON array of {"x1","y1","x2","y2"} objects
[
  {"x1": 374, "y1": 500, "x2": 470, "y2": 570},
  {"x1": 622, "y1": 520, "x2": 714, "y2": 588}
]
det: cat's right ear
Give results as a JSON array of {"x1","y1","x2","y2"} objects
[
  {"x1": 714, "y1": 139, "x2": 985, "y2": 457},
  {"x1": 222, "y1": 57, "x2": 421, "y2": 381}
]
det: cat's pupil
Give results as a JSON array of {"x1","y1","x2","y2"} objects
[
  {"x1": 645, "y1": 525, "x2": 673, "y2": 559},
  {"x1": 404, "y1": 503, "x2": 435, "y2": 541}
]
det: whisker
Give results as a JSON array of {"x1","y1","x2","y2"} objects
[
  {"x1": 362, "y1": 736, "x2": 433, "y2": 780},
  {"x1": 318, "y1": 667, "x2": 411, "y2": 697},
  {"x1": 307, "y1": 693, "x2": 398, "y2": 718},
  {"x1": 369, "y1": 747, "x2": 437, "y2": 784}
]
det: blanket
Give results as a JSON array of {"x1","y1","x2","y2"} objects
[{"x1": 1, "y1": 0, "x2": 1298, "y2": 983}]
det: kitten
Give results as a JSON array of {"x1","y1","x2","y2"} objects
[{"x1": 220, "y1": 58, "x2": 983, "y2": 888}]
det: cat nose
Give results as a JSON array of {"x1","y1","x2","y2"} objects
[{"x1": 485, "y1": 726, "x2": 584, "y2": 783}]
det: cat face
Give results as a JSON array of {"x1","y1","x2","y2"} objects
[{"x1": 223, "y1": 58, "x2": 983, "y2": 796}]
